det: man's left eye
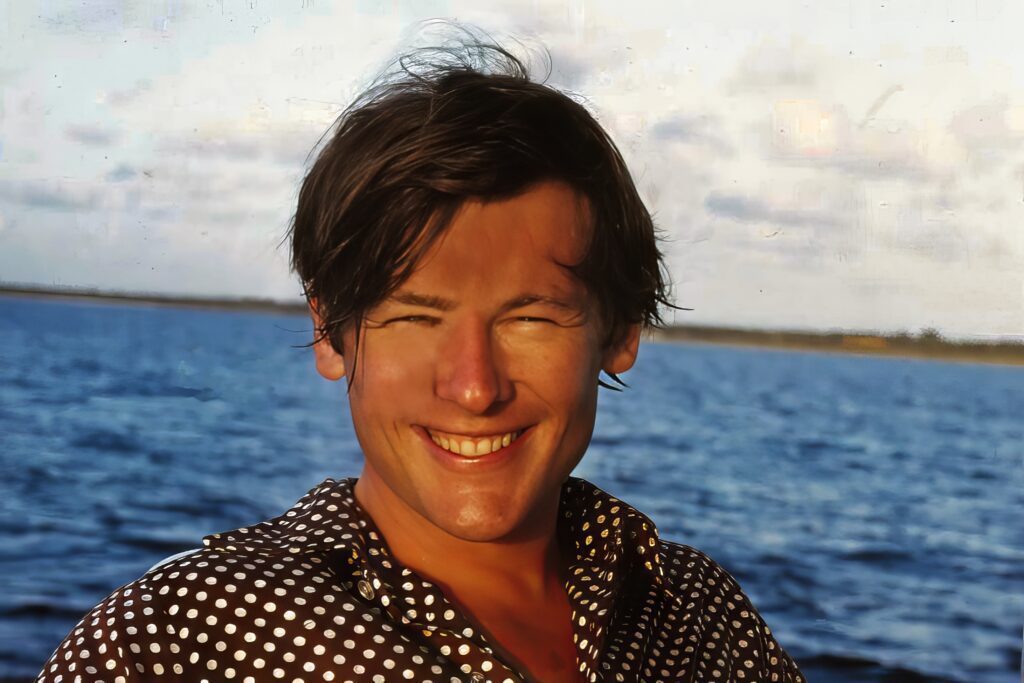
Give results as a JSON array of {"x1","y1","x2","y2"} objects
[
  {"x1": 387, "y1": 316, "x2": 436, "y2": 325},
  {"x1": 516, "y1": 317, "x2": 553, "y2": 323}
]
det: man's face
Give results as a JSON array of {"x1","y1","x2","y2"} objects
[{"x1": 314, "y1": 181, "x2": 639, "y2": 542}]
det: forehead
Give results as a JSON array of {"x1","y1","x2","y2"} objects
[{"x1": 415, "y1": 181, "x2": 592, "y2": 283}]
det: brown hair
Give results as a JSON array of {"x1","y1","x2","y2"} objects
[{"x1": 288, "y1": 35, "x2": 674, "y2": 385}]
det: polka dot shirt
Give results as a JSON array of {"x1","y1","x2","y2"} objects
[{"x1": 38, "y1": 477, "x2": 803, "y2": 682}]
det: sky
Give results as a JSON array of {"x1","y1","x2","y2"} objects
[{"x1": 1, "y1": 1, "x2": 1022, "y2": 340}]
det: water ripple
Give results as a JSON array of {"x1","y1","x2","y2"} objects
[{"x1": 2, "y1": 297, "x2": 1022, "y2": 682}]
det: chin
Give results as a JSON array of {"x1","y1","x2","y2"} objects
[{"x1": 426, "y1": 492, "x2": 532, "y2": 543}]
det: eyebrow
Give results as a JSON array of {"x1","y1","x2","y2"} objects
[
  {"x1": 388, "y1": 291, "x2": 580, "y2": 314},
  {"x1": 499, "y1": 294, "x2": 580, "y2": 314},
  {"x1": 389, "y1": 291, "x2": 456, "y2": 311}
]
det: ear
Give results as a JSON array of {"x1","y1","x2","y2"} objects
[
  {"x1": 602, "y1": 323, "x2": 641, "y2": 376},
  {"x1": 309, "y1": 298, "x2": 346, "y2": 381}
]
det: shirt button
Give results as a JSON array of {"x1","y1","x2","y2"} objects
[{"x1": 357, "y1": 579, "x2": 375, "y2": 601}]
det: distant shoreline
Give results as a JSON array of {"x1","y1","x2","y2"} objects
[
  {"x1": 649, "y1": 326, "x2": 1024, "y2": 367},
  {"x1": 3, "y1": 284, "x2": 1022, "y2": 366},
  {"x1": 0, "y1": 284, "x2": 307, "y2": 315}
]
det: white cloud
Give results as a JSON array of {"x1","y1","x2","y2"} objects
[{"x1": 1, "y1": 1, "x2": 1022, "y2": 338}]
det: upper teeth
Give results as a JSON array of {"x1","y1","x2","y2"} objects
[{"x1": 427, "y1": 429, "x2": 521, "y2": 458}]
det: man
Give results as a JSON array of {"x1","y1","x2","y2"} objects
[{"x1": 38, "y1": 41, "x2": 803, "y2": 682}]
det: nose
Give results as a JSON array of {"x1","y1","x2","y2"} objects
[{"x1": 434, "y1": 317, "x2": 512, "y2": 413}]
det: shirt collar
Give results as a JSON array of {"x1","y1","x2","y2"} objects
[
  {"x1": 205, "y1": 477, "x2": 663, "y2": 567},
  {"x1": 203, "y1": 476, "x2": 670, "y2": 671}
]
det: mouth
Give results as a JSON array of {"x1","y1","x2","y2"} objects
[{"x1": 423, "y1": 426, "x2": 527, "y2": 459}]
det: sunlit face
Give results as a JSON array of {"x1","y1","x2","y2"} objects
[{"x1": 312, "y1": 181, "x2": 640, "y2": 542}]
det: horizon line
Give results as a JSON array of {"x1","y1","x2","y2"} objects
[{"x1": 1, "y1": 282, "x2": 1021, "y2": 351}]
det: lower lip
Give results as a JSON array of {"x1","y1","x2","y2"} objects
[{"x1": 414, "y1": 426, "x2": 532, "y2": 471}]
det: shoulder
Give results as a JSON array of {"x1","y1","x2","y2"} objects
[
  {"x1": 38, "y1": 544, "x2": 358, "y2": 682},
  {"x1": 37, "y1": 548, "x2": 236, "y2": 680},
  {"x1": 560, "y1": 478, "x2": 805, "y2": 681},
  {"x1": 37, "y1": 479, "x2": 364, "y2": 682},
  {"x1": 656, "y1": 539, "x2": 805, "y2": 682}
]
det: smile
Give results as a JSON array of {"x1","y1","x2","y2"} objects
[{"x1": 425, "y1": 428, "x2": 525, "y2": 458}]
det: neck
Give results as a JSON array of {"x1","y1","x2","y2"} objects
[{"x1": 353, "y1": 468, "x2": 569, "y2": 603}]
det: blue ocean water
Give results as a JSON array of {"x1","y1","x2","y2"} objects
[{"x1": 0, "y1": 296, "x2": 1021, "y2": 682}]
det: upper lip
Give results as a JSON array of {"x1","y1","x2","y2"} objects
[{"x1": 419, "y1": 425, "x2": 529, "y2": 438}]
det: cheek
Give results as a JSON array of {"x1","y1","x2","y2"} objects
[
  {"x1": 348, "y1": 336, "x2": 434, "y2": 418},
  {"x1": 506, "y1": 337, "x2": 602, "y2": 409}
]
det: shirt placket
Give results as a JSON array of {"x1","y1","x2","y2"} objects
[
  {"x1": 349, "y1": 543, "x2": 524, "y2": 683},
  {"x1": 564, "y1": 554, "x2": 622, "y2": 682}
]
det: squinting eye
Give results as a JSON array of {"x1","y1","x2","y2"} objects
[
  {"x1": 386, "y1": 316, "x2": 438, "y2": 325},
  {"x1": 516, "y1": 317, "x2": 553, "y2": 324}
]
